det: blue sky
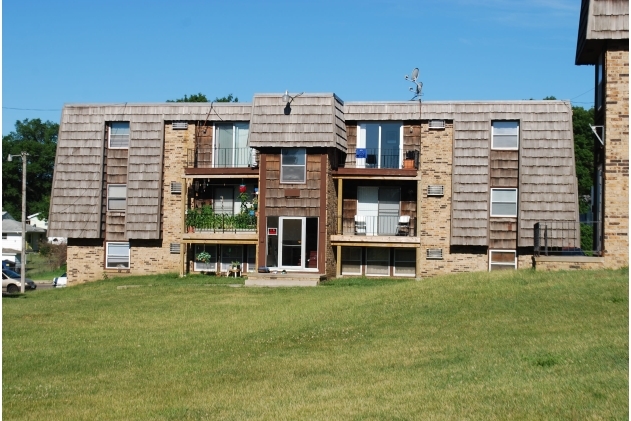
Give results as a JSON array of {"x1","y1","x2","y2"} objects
[{"x1": 2, "y1": 0, "x2": 594, "y2": 136}]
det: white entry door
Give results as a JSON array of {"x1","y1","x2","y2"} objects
[
  {"x1": 357, "y1": 187, "x2": 379, "y2": 236},
  {"x1": 279, "y1": 217, "x2": 305, "y2": 268}
]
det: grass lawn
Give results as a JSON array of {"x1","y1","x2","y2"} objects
[{"x1": 3, "y1": 269, "x2": 628, "y2": 420}]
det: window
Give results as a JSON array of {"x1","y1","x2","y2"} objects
[
  {"x1": 489, "y1": 250, "x2": 516, "y2": 271},
  {"x1": 491, "y1": 121, "x2": 519, "y2": 150},
  {"x1": 490, "y1": 188, "x2": 517, "y2": 217},
  {"x1": 341, "y1": 247, "x2": 362, "y2": 275},
  {"x1": 357, "y1": 123, "x2": 402, "y2": 169},
  {"x1": 281, "y1": 148, "x2": 306, "y2": 183},
  {"x1": 215, "y1": 123, "x2": 250, "y2": 167},
  {"x1": 194, "y1": 244, "x2": 217, "y2": 272},
  {"x1": 394, "y1": 249, "x2": 415, "y2": 277},
  {"x1": 106, "y1": 242, "x2": 130, "y2": 268},
  {"x1": 109, "y1": 122, "x2": 130, "y2": 148},
  {"x1": 366, "y1": 247, "x2": 389, "y2": 276},
  {"x1": 107, "y1": 184, "x2": 127, "y2": 211}
]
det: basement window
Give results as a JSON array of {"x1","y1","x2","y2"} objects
[
  {"x1": 489, "y1": 250, "x2": 516, "y2": 271},
  {"x1": 106, "y1": 242, "x2": 130, "y2": 269}
]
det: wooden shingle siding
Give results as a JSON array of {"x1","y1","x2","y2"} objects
[
  {"x1": 249, "y1": 94, "x2": 347, "y2": 150},
  {"x1": 576, "y1": 0, "x2": 628, "y2": 64}
]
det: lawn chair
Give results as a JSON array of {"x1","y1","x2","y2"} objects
[{"x1": 396, "y1": 215, "x2": 410, "y2": 236}]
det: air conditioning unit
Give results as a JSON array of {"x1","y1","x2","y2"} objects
[
  {"x1": 427, "y1": 185, "x2": 444, "y2": 196},
  {"x1": 172, "y1": 121, "x2": 188, "y2": 130},
  {"x1": 429, "y1": 120, "x2": 445, "y2": 129},
  {"x1": 250, "y1": 148, "x2": 258, "y2": 167},
  {"x1": 170, "y1": 243, "x2": 181, "y2": 254},
  {"x1": 170, "y1": 181, "x2": 182, "y2": 194},
  {"x1": 426, "y1": 248, "x2": 443, "y2": 260}
]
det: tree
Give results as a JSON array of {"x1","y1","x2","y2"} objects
[
  {"x1": 572, "y1": 105, "x2": 594, "y2": 213},
  {"x1": 166, "y1": 93, "x2": 238, "y2": 103},
  {"x1": 2, "y1": 119, "x2": 59, "y2": 220},
  {"x1": 166, "y1": 93, "x2": 209, "y2": 102}
]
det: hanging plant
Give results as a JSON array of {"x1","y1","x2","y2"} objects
[{"x1": 196, "y1": 251, "x2": 212, "y2": 263}]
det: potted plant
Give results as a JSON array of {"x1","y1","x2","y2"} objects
[
  {"x1": 196, "y1": 251, "x2": 212, "y2": 263},
  {"x1": 185, "y1": 208, "x2": 200, "y2": 233},
  {"x1": 231, "y1": 260, "x2": 241, "y2": 270}
]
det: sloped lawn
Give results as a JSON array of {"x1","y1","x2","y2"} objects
[{"x1": 3, "y1": 269, "x2": 628, "y2": 420}]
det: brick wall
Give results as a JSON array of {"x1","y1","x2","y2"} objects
[
  {"x1": 419, "y1": 121, "x2": 488, "y2": 277},
  {"x1": 604, "y1": 50, "x2": 629, "y2": 269}
]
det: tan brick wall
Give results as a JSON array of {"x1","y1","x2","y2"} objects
[
  {"x1": 534, "y1": 257, "x2": 605, "y2": 271},
  {"x1": 604, "y1": 50, "x2": 629, "y2": 269},
  {"x1": 419, "y1": 121, "x2": 488, "y2": 277}
]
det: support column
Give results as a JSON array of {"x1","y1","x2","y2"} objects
[{"x1": 336, "y1": 245, "x2": 342, "y2": 277}]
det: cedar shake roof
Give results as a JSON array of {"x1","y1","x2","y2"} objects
[{"x1": 576, "y1": 0, "x2": 629, "y2": 64}]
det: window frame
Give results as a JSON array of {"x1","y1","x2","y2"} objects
[
  {"x1": 107, "y1": 184, "x2": 127, "y2": 212},
  {"x1": 194, "y1": 244, "x2": 217, "y2": 272},
  {"x1": 489, "y1": 249, "x2": 517, "y2": 271},
  {"x1": 491, "y1": 121, "x2": 520, "y2": 150},
  {"x1": 365, "y1": 247, "x2": 390, "y2": 276},
  {"x1": 213, "y1": 122, "x2": 250, "y2": 168},
  {"x1": 280, "y1": 148, "x2": 307, "y2": 184},
  {"x1": 357, "y1": 122, "x2": 403, "y2": 169},
  {"x1": 108, "y1": 122, "x2": 130, "y2": 149},
  {"x1": 106, "y1": 242, "x2": 130, "y2": 269},
  {"x1": 394, "y1": 248, "x2": 416, "y2": 277},
  {"x1": 490, "y1": 188, "x2": 518, "y2": 217},
  {"x1": 341, "y1": 246, "x2": 363, "y2": 276}
]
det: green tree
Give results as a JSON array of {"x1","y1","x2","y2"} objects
[
  {"x1": 166, "y1": 93, "x2": 209, "y2": 102},
  {"x1": 2, "y1": 119, "x2": 59, "y2": 220},
  {"x1": 572, "y1": 105, "x2": 594, "y2": 213},
  {"x1": 166, "y1": 93, "x2": 238, "y2": 103}
]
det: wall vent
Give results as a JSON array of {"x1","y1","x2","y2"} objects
[
  {"x1": 426, "y1": 248, "x2": 443, "y2": 260},
  {"x1": 172, "y1": 121, "x2": 188, "y2": 130},
  {"x1": 427, "y1": 185, "x2": 444, "y2": 196},
  {"x1": 170, "y1": 243, "x2": 181, "y2": 254},
  {"x1": 429, "y1": 120, "x2": 445, "y2": 129},
  {"x1": 170, "y1": 181, "x2": 182, "y2": 194}
]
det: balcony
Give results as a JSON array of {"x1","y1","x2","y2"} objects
[
  {"x1": 337, "y1": 147, "x2": 419, "y2": 168},
  {"x1": 185, "y1": 147, "x2": 258, "y2": 176},
  {"x1": 331, "y1": 215, "x2": 419, "y2": 245},
  {"x1": 183, "y1": 205, "x2": 258, "y2": 243}
]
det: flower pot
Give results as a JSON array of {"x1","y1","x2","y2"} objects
[{"x1": 403, "y1": 159, "x2": 415, "y2": 169}]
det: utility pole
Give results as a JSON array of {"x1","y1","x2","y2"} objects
[{"x1": 7, "y1": 151, "x2": 29, "y2": 293}]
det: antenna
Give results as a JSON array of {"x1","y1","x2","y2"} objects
[{"x1": 404, "y1": 67, "x2": 423, "y2": 100}]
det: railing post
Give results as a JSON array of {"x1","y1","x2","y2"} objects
[
  {"x1": 544, "y1": 224, "x2": 548, "y2": 256},
  {"x1": 534, "y1": 223, "x2": 540, "y2": 257}
]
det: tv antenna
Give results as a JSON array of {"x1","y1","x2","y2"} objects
[{"x1": 405, "y1": 67, "x2": 423, "y2": 100}]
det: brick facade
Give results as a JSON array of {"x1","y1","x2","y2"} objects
[{"x1": 603, "y1": 50, "x2": 629, "y2": 269}]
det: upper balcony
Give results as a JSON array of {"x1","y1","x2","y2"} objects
[
  {"x1": 333, "y1": 147, "x2": 419, "y2": 178},
  {"x1": 185, "y1": 147, "x2": 259, "y2": 177}
]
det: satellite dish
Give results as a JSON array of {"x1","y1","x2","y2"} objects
[{"x1": 411, "y1": 68, "x2": 419, "y2": 81}]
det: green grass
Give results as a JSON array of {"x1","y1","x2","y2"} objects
[
  {"x1": 23, "y1": 253, "x2": 66, "y2": 280},
  {"x1": 3, "y1": 269, "x2": 628, "y2": 420}
]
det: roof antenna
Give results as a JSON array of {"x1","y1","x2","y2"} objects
[{"x1": 405, "y1": 68, "x2": 423, "y2": 100}]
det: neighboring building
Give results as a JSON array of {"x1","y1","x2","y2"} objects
[
  {"x1": 27, "y1": 212, "x2": 66, "y2": 244},
  {"x1": 48, "y1": 97, "x2": 579, "y2": 285},
  {"x1": 2, "y1": 211, "x2": 47, "y2": 267},
  {"x1": 575, "y1": 0, "x2": 629, "y2": 269}
]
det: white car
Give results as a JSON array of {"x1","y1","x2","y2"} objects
[{"x1": 53, "y1": 273, "x2": 68, "y2": 288}]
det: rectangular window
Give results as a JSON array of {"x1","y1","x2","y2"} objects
[
  {"x1": 194, "y1": 244, "x2": 217, "y2": 272},
  {"x1": 357, "y1": 122, "x2": 402, "y2": 169},
  {"x1": 215, "y1": 123, "x2": 250, "y2": 167},
  {"x1": 106, "y1": 242, "x2": 130, "y2": 269},
  {"x1": 280, "y1": 148, "x2": 306, "y2": 183},
  {"x1": 489, "y1": 250, "x2": 516, "y2": 271},
  {"x1": 366, "y1": 247, "x2": 389, "y2": 276},
  {"x1": 491, "y1": 121, "x2": 519, "y2": 150},
  {"x1": 490, "y1": 188, "x2": 517, "y2": 217},
  {"x1": 394, "y1": 248, "x2": 415, "y2": 277},
  {"x1": 107, "y1": 184, "x2": 127, "y2": 211},
  {"x1": 247, "y1": 245, "x2": 256, "y2": 273},
  {"x1": 109, "y1": 122, "x2": 130, "y2": 148},
  {"x1": 341, "y1": 247, "x2": 362, "y2": 275}
]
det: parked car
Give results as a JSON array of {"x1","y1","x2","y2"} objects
[
  {"x1": 2, "y1": 269, "x2": 36, "y2": 291},
  {"x1": 53, "y1": 273, "x2": 68, "y2": 288},
  {"x1": 2, "y1": 274, "x2": 21, "y2": 294}
]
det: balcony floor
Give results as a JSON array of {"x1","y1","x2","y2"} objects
[{"x1": 331, "y1": 234, "x2": 420, "y2": 247}]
